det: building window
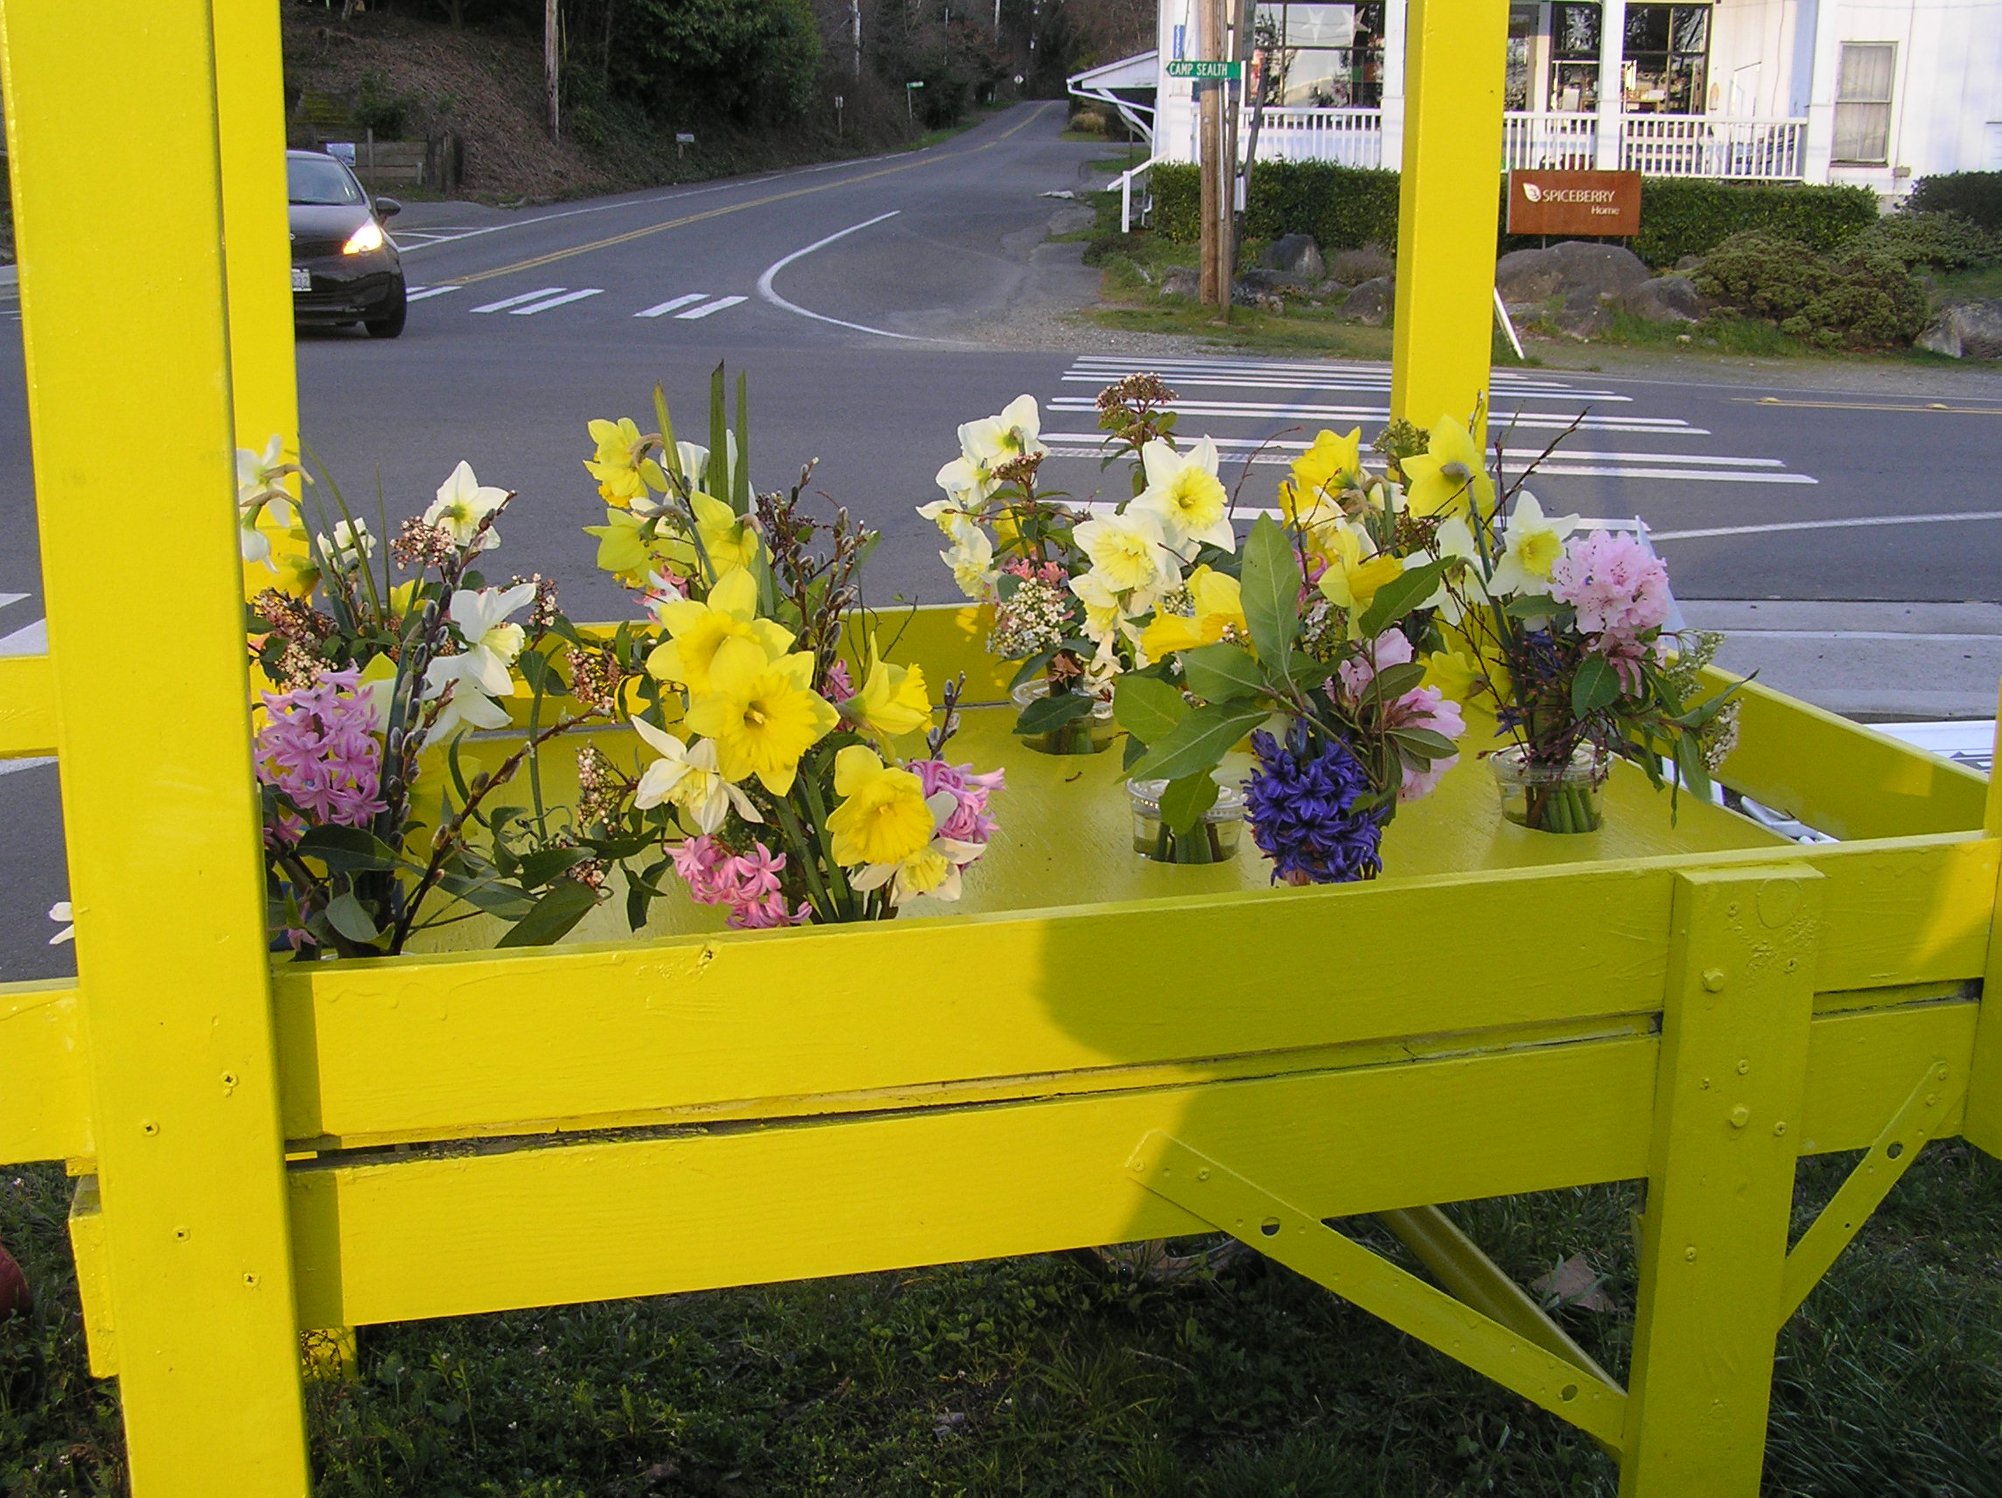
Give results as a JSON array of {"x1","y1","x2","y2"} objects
[
  {"x1": 1621, "y1": 4, "x2": 1708, "y2": 114},
  {"x1": 1505, "y1": 3, "x2": 1540, "y2": 110},
  {"x1": 1549, "y1": 3, "x2": 1602, "y2": 112},
  {"x1": 1251, "y1": 3, "x2": 1387, "y2": 108},
  {"x1": 1832, "y1": 42, "x2": 1895, "y2": 164}
]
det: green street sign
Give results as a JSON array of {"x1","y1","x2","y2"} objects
[{"x1": 1166, "y1": 59, "x2": 1242, "y2": 80}]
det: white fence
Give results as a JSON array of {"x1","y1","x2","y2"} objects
[
  {"x1": 1230, "y1": 107, "x2": 1809, "y2": 181},
  {"x1": 1620, "y1": 114, "x2": 1808, "y2": 180}
]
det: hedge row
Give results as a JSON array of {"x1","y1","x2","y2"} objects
[
  {"x1": 1905, "y1": 171, "x2": 2002, "y2": 235},
  {"x1": 1149, "y1": 162, "x2": 1881, "y2": 268}
]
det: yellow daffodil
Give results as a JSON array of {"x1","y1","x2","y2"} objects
[
  {"x1": 646, "y1": 566, "x2": 794, "y2": 694},
  {"x1": 1420, "y1": 648, "x2": 1482, "y2": 706},
  {"x1": 683, "y1": 639, "x2": 838, "y2": 795},
  {"x1": 1073, "y1": 509, "x2": 1178, "y2": 598},
  {"x1": 1278, "y1": 427, "x2": 1363, "y2": 526},
  {"x1": 1487, "y1": 491, "x2": 1579, "y2": 597},
  {"x1": 1139, "y1": 565, "x2": 1249, "y2": 658},
  {"x1": 1315, "y1": 522, "x2": 1403, "y2": 615},
  {"x1": 272, "y1": 523, "x2": 321, "y2": 596},
  {"x1": 583, "y1": 508, "x2": 693, "y2": 590},
  {"x1": 689, "y1": 490, "x2": 760, "y2": 580},
  {"x1": 1401, "y1": 415, "x2": 1497, "y2": 520},
  {"x1": 826, "y1": 745, "x2": 937, "y2": 869},
  {"x1": 583, "y1": 417, "x2": 663, "y2": 509},
  {"x1": 843, "y1": 639, "x2": 932, "y2": 741},
  {"x1": 1130, "y1": 437, "x2": 1234, "y2": 559}
]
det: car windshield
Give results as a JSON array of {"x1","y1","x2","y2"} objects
[{"x1": 287, "y1": 156, "x2": 363, "y2": 207}]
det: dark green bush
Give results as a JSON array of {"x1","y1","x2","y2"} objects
[
  {"x1": 1152, "y1": 163, "x2": 1879, "y2": 270},
  {"x1": 1905, "y1": 171, "x2": 2002, "y2": 235},
  {"x1": 1693, "y1": 230, "x2": 1926, "y2": 349},
  {"x1": 1856, "y1": 210, "x2": 2001, "y2": 271},
  {"x1": 354, "y1": 70, "x2": 413, "y2": 138}
]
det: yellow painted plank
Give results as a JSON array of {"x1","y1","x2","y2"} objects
[
  {"x1": 1707, "y1": 669, "x2": 1988, "y2": 840},
  {"x1": 1962, "y1": 685, "x2": 2002, "y2": 1156},
  {"x1": 289, "y1": 1035, "x2": 1661, "y2": 1329},
  {"x1": 0, "y1": 981, "x2": 91, "y2": 1166},
  {"x1": 283, "y1": 998, "x2": 1972, "y2": 1332},
  {"x1": 0, "y1": 653, "x2": 58, "y2": 759},
  {"x1": 0, "y1": 2, "x2": 314, "y2": 1490},
  {"x1": 276, "y1": 863, "x2": 1681, "y2": 1145},
  {"x1": 67, "y1": 1176, "x2": 117, "y2": 1379},
  {"x1": 1619, "y1": 866, "x2": 1821, "y2": 1496},
  {"x1": 1134, "y1": 1134, "x2": 1628, "y2": 1448},
  {"x1": 1390, "y1": 0, "x2": 1508, "y2": 434}
]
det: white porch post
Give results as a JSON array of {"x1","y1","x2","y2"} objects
[
  {"x1": 1801, "y1": 0, "x2": 1843, "y2": 183},
  {"x1": 1381, "y1": 0, "x2": 1408, "y2": 168},
  {"x1": 1594, "y1": 0, "x2": 1627, "y2": 168}
]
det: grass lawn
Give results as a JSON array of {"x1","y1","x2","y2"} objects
[{"x1": 4, "y1": 1141, "x2": 1999, "y2": 1495}]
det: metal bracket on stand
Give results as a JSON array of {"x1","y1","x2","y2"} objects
[{"x1": 1127, "y1": 1130, "x2": 1629, "y2": 1452}]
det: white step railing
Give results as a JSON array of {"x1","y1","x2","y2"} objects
[
  {"x1": 1620, "y1": 114, "x2": 1808, "y2": 180},
  {"x1": 1503, "y1": 111, "x2": 1599, "y2": 170},
  {"x1": 1242, "y1": 106, "x2": 1384, "y2": 167}
]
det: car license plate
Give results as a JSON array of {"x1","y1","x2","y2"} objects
[{"x1": 291, "y1": 267, "x2": 311, "y2": 292}]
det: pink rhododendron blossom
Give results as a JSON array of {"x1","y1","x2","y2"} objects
[
  {"x1": 255, "y1": 669, "x2": 387, "y2": 831},
  {"x1": 1388, "y1": 686, "x2": 1464, "y2": 802},
  {"x1": 1549, "y1": 532, "x2": 1671, "y2": 637}
]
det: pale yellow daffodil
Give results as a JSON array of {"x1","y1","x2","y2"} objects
[
  {"x1": 584, "y1": 508, "x2": 693, "y2": 590},
  {"x1": 1139, "y1": 565, "x2": 1249, "y2": 658},
  {"x1": 683, "y1": 638, "x2": 838, "y2": 795},
  {"x1": 843, "y1": 639, "x2": 933, "y2": 741},
  {"x1": 629, "y1": 716, "x2": 762, "y2": 833},
  {"x1": 1278, "y1": 427, "x2": 1363, "y2": 527},
  {"x1": 1488, "y1": 491, "x2": 1579, "y2": 597},
  {"x1": 1073, "y1": 509, "x2": 1179, "y2": 598},
  {"x1": 583, "y1": 417, "x2": 664, "y2": 509},
  {"x1": 1401, "y1": 415, "x2": 1496, "y2": 520},
  {"x1": 826, "y1": 744, "x2": 936, "y2": 869},
  {"x1": 1419, "y1": 648, "x2": 1482, "y2": 706},
  {"x1": 647, "y1": 566, "x2": 794, "y2": 694},
  {"x1": 424, "y1": 460, "x2": 509, "y2": 551},
  {"x1": 1315, "y1": 522, "x2": 1403, "y2": 615},
  {"x1": 1130, "y1": 437, "x2": 1234, "y2": 560},
  {"x1": 689, "y1": 490, "x2": 761, "y2": 580}
]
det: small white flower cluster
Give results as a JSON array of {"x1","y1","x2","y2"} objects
[{"x1": 987, "y1": 574, "x2": 1073, "y2": 660}]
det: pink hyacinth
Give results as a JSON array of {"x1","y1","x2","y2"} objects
[
  {"x1": 909, "y1": 759, "x2": 1005, "y2": 847},
  {"x1": 673, "y1": 834, "x2": 812, "y2": 929},
  {"x1": 1549, "y1": 531, "x2": 1672, "y2": 638},
  {"x1": 1387, "y1": 686, "x2": 1465, "y2": 802},
  {"x1": 255, "y1": 669, "x2": 387, "y2": 832},
  {"x1": 822, "y1": 658, "x2": 855, "y2": 701}
]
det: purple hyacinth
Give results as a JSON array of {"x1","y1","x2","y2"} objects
[
  {"x1": 255, "y1": 668, "x2": 387, "y2": 834},
  {"x1": 1242, "y1": 722, "x2": 1382, "y2": 885}
]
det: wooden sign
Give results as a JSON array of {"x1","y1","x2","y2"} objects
[{"x1": 1507, "y1": 170, "x2": 1642, "y2": 237}]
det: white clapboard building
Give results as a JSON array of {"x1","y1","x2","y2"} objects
[{"x1": 1071, "y1": 0, "x2": 2002, "y2": 195}]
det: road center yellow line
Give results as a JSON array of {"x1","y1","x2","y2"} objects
[
  {"x1": 442, "y1": 105, "x2": 1056, "y2": 288},
  {"x1": 1739, "y1": 396, "x2": 2002, "y2": 416}
]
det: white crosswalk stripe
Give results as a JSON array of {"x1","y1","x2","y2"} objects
[
  {"x1": 405, "y1": 285, "x2": 463, "y2": 303},
  {"x1": 1048, "y1": 355, "x2": 1814, "y2": 488},
  {"x1": 507, "y1": 288, "x2": 604, "y2": 316},
  {"x1": 675, "y1": 295, "x2": 746, "y2": 320},
  {"x1": 636, "y1": 293, "x2": 710, "y2": 318},
  {"x1": 0, "y1": 594, "x2": 53, "y2": 777},
  {"x1": 470, "y1": 286, "x2": 568, "y2": 313}
]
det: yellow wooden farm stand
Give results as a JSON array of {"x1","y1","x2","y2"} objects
[{"x1": 3, "y1": 4, "x2": 2001, "y2": 1494}]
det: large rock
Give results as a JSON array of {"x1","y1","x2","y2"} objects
[
  {"x1": 1916, "y1": 300, "x2": 2002, "y2": 359},
  {"x1": 1259, "y1": 233, "x2": 1325, "y2": 281},
  {"x1": 1340, "y1": 275, "x2": 1395, "y2": 325},
  {"x1": 1238, "y1": 266, "x2": 1311, "y2": 294},
  {"x1": 1497, "y1": 240, "x2": 1651, "y2": 307},
  {"x1": 1330, "y1": 244, "x2": 1394, "y2": 283},
  {"x1": 1158, "y1": 266, "x2": 1201, "y2": 300},
  {"x1": 1623, "y1": 274, "x2": 1713, "y2": 324},
  {"x1": 1550, "y1": 288, "x2": 1613, "y2": 341}
]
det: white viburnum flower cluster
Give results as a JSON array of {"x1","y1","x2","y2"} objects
[{"x1": 987, "y1": 574, "x2": 1072, "y2": 660}]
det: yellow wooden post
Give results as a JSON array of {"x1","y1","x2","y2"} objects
[
  {"x1": 213, "y1": 1, "x2": 307, "y2": 586},
  {"x1": 1959, "y1": 683, "x2": 2002, "y2": 1156},
  {"x1": 1619, "y1": 865, "x2": 1821, "y2": 1496},
  {"x1": 1390, "y1": 0, "x2": 1508, "y2": 438},
  {"x1": 0, "y1": 4, "x2": 314, "y2": 1492}
]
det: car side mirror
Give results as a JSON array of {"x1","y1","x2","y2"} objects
[{"x1": 373, "y1": 196, "x2": 403, "y2": 219}]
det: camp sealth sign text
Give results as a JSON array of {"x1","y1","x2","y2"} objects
[{"x1": 1508, "y1": 169, "x2": 1642, "y2": 237}]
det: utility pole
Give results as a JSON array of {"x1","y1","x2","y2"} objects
[
  {"x1": 1197, "y1": 0, "x2": 1227, "y2": 309},
  {"x1": 544, "y1": 0, "x2": 560, "y2": 139},
  {"x1": 852, "y1": 0, "x2": 862, "y2": 80}
]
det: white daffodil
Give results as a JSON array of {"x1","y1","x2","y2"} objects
[
  {"x1": 934, "y1": 395, "x2": 1045, "y2": 505},
  {"x1": 48, "y1": 901, "x2": 75, "y2": 945},
  {"x1": 629, "y1": 717, "x2": 762, "y2": 833},
  {"x1": 421, "y1": 582, "x2": 537, "y2": 741},
  {"x1": 1487, "y1": 491, "x2": 1580, "y2": 597},
  {"x1": 1129, "y1": 436, "x2": 1235, "y2": 559},
  {"x1": 916, "y1": 496, "x2": 982, "y2": 538},
  {"x1": 941, "y1": 524, "x2": 998, "y2": 600},
  {"x1": 675, "y1": 431, "x2": 738, "y2": 499},
  {"x1": 236, "y1": 435, "x2": 300, "y2": 569},
  {"x1": 423, "y1": 460, "x2": 509, "y2": 551},
  {"x1": 1073, "y1": 508, "x2": 1181, "y2": 599},
  {"x1": 1068, "y1": 569, "x2": 1128, "y2": 644},
  {"x1": 319, "y1": 518, "x2": 376, "y2": 573},
  {"x1": 1422, "y1": 514, "x2": 1485, "y2": 625}
]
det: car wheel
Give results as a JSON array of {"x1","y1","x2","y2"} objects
[{"x1": 365, "y1": 281, "x2": 408, "y2": 339}]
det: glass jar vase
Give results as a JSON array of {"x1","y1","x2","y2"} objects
[
  {"x1": 1490, "y1": 743, "x2": 1608, "y2": 833},
  {"x1": 1129, "y1": 777, "x2": 1246, "y2": 863},
  {"x1": 1010, "y1": 678, "x2": 1116, "y2": 756}
]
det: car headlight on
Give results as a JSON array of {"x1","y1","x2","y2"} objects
[{"x1": 342, "y1": 221, "x2": 386, "y2": 256}]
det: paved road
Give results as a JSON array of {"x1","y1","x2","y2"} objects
[{"x1": 4, "y1": 101, "x2": 2002, "y2": 977}]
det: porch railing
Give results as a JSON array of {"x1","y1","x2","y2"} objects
[{"x1": 1229, "y1": 106, "x2": 1809, "y2": 181}]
